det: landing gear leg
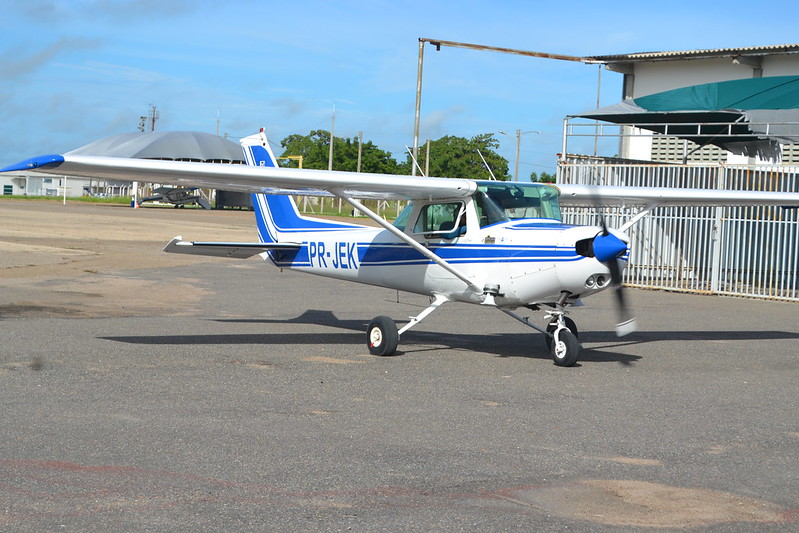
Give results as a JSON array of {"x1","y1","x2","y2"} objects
[
  {"x1": 499, "y1": 292, "x2": 582, "y2": 367},
  {"x1": 545, "y1": 316, "x2": 578, "y2": 351},
  {"x1": 549, "y1": 320, "x2": 580, "y2": 367},
  {"x1": 544, "y1": 302, "x2": 581, "y2": 366},
  {"x1": 365, "y1": 294, "x2": 448, "y2": 356}
]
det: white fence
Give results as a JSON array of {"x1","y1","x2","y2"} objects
[{"x1": 558, "y1": 158, "x2": 799, "y2": 301}]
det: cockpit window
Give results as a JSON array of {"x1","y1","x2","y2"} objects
[
  {"x1": 474, "y1": 191, "x2": 509, "y2": 228},
  {"x1": 477, "y1": 182, "x2": 561, "y2": 221},
  {"x1": 413, "y1": 202, "x2": 464, "y2": 234},
  {"x1": 392, "y1": 203, "x2": 414, "y2": 231}
]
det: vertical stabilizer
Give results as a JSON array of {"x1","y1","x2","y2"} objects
[
  {"x1": 240, "y1": 128, "x2": 299, "y2": 244},
  {"x1": 239, "y1": 128, "x2": 359, "y2": 245},
  {"x1": 240, "y1": 128, "x2": 279, "y2": 168}
]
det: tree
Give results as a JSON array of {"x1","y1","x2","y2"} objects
[
  {"x1": 530, "y1": 170, "x2": 556, "y2": 183},
  {"x1": 279, "y1": 130, "x2": 402, "y2": 174},
  {"x1": 407, "y1": 134, "x2": 510, "y2": 180},
  {"x1": 278, "y1": 130, "x2": 333, "y2": 170}
]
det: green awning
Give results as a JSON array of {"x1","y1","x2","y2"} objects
[
  {"x1": 575, "y1": 76, "x2": 799, "y2": 160},
  {"x1": 634, "y1": 76, "x2": 799, "y2": 111}
]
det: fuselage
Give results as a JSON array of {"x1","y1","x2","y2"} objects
[{"x1": 259, "y1": 181, "x2": 628, "y2": 308}]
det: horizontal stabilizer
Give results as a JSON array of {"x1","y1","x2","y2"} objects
[{"x1": 163, "y1": 236, "x2": 300, "y2": 258}]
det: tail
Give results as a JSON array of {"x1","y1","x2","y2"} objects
[{"x1": 239, "y1": 128, "x2": 361, "y2": 244}]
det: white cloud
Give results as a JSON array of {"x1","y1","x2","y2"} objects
[{"x1": 0, "y1": 37, "x2": 99, "y2": 79}]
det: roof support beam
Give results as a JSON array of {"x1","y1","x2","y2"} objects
[{"x1": 419, "y1": 38, "x2": 585, "y2": 63}]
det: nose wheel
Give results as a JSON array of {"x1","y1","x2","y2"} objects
[
  {"x1": 546, "y1": 315, "x2": 580, "y2": 367},
  {"x1": 550, "y1": 327, "x2": 580, "y2": 367},
  {"x1": 544, "y1": 316, "x2": 578, "y2": 351},
  {"x1": 499, "y1": 306, "x2": 582, "y2": 367}
]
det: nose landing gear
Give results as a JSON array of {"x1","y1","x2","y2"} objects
[
  {"x1": 547, "y1": 315, "x2": 580, "y2": 367},
  {"x1": 499, "y1": 301, "x2": 582, "y2": 367}
]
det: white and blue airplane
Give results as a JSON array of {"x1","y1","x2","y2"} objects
[{"x1": 4, "y1": 128, "x2": 799, "y2": 366}]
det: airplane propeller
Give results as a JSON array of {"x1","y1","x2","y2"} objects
[
  {"x1": 578, "y1": 215, "x2": 638, "y2": 337},
  {"x1": 599, "y1": 217, "x2": 637, "y2": 337}
]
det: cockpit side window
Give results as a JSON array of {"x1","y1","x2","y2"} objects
[
  {"x1": 392, "y1": 203, "x2": 414, "y2": 231},
  {"x1": 413, "y1": 202, "x2": 464, "y2": 235}
]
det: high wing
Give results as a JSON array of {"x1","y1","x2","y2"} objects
[
  {"x1": 2, "y1": 153, "x2": 476, "y2": 201},
  {"x1": 557, "y1": 184, "x2": 799, "y2": 208},
  {"x1": 6, "y1": 152, "x2": 799, "y2": 208}
]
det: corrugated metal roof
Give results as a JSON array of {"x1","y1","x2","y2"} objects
[
  {"x1": 67, "y1": 131, "x2": 245, "y2": 162},
  {"x1": 587, "y1": 44, "x2": 799, "y2": 63}
]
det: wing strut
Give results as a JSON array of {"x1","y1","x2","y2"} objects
[
  {"x1": 341, "y1": 195, "x2": 483, "y2": 294},
  {"x1": 619, "y1": 202, "x2": 660, "y2": 232},
  {"x1": 398, "y1": 293, "x2": 449, "y2": 336}
]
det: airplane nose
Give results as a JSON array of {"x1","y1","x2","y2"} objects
[{"x1": 592, "y1": 232, "x2": 628, "y2": 263}]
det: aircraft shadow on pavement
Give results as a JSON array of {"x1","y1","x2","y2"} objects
[{"x1": 100, "y1": 309, "x2": 798, "y2": 365}]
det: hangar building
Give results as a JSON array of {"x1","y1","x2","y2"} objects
[
  {"x1": 1, "y1": 131, "x2": 245, "y2": 200},
  {"x1": 560, "y1": 44, "x2": 799, "y2": 302}
]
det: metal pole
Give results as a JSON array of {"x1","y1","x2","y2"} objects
[
  {"x1": 425, "y1": 139, "x2": 430, "y2": 178},
  {"x1": 357, "y1": 130, "x2": 363, "y2": 173},
  {"x1": 412, "y1": 39, "x2": 425, "y2": 176},
  {"x1": 328, "y1": 105, "x2": 335, "y2": 171},
  {"x1": 329, "y1": 106, "x2": 340, "y2": 213},
  {"x1": 514, "y1": 129, "x2": 521, "y2": 181},
  {"x1": 594, "y1": 64, "x2": 601, "y2": 156}
]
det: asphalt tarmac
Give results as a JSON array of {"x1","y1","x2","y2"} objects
[{"x1": 1, "y1": 203, "x2": 798, "y2": 531}]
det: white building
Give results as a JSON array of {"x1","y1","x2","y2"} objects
[{"x1": 582, "y1": 44, "x2": 799, "y2": 163}]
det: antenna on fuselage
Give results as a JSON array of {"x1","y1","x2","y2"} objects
[
  {"x1": 405, "y1": 146, "x2": 427, "y2": 177},
  {"x1": 477, "y1": 149, "x2": 496, "y2": 180}
]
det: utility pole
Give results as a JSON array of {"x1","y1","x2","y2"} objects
[
  {"x1": 330, "y1": 105, "x2": 339, "y2": 212},
  {"x1": 148, "y1": 105, "x2": 159, "y2": 132},
  {"x1": 425, "y1": 139, "x2": 431, "y2": 177},
  {"x1": 500, "y1": 129, "x2": 541, "y2": 180},
  {"x1": 357, "y1": 130, "x2": 363, "y2": 173},
  {"x1": 328, "y1": 105, "x2": 335, "y2": 171}
]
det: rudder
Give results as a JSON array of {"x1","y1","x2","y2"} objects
[{"x1": 239, "y1": 128, "x2": 360, "y2": 244}]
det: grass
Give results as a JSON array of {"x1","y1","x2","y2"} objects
[{"x1": 2, "y1": 195, "x2": 133, "y2": 204}]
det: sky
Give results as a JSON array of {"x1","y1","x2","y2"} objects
[{"x1": 2, "y1": 0, "x2": 799, "y2": 178}]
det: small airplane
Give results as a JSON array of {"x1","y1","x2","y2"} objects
[
  {"x1": 138, "y1": 186, "x2": 211, "y2": 209},
  {"x1": 4, "y1": 128, "x2": 799, "y2": 366}
]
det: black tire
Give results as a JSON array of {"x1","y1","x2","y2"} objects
[
  {"x1": 367, "y1": 316, "x2": 398, "y2": 356},
  {"x1": 551, "y1": 329, "x2": 580, "y2": 367},
  {"x1": 545, "y1": 317, "x2": 578, "y2": 351}
]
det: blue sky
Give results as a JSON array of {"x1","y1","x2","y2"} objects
[{"x1": 2, "y1": 0, "x2": 798, "y2": 178}]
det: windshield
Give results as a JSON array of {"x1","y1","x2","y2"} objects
[
  {"x1": 392, "y1": 203, "x2": 414, "y2": 230},
  {"x1": 477, "y1": 182, "x2": 561, "y2": 221}
]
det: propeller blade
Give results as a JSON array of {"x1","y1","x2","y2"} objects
[
  {"x1": 584, "y1": 185, "x2": 637, "y2": 336},
  {"x1": 607, "y1": 257, "x2": 637, "y2": 337}
]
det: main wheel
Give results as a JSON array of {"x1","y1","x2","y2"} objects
[
  {"x1": 544, "y1": 317, "x2": 578, "y2": 351},
  {"x1": 367, "y1": 316, "x2": 398, "y2": 356},
  {"x1": 551, "y1": 329, "x2": 580, "y2": 367}
]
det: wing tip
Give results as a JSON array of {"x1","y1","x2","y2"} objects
[{"x1": 0, "y1": 154, "x2": 65, "y2": 173}]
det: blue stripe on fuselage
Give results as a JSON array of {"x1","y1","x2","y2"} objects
[{"x1": 269, "y1": 240, "x2": 583, "y2": 269}]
